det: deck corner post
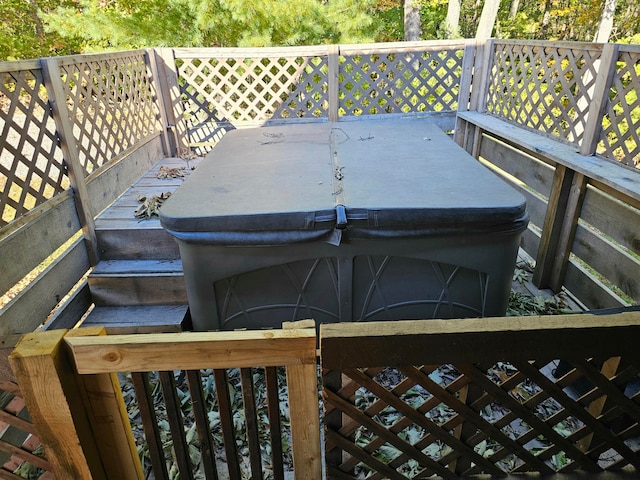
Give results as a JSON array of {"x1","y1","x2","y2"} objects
[
  {"x1": 283, "y1": 320, "x2": 322, "y2": 479},
  {"x1": 8, "y1": 330, "x2": 106, "y2": 479},
  {"x1": 146, "y1": 48, "x2": 176, "y2": 157},
  {"x1": 41, "y1": 57, "x2": 100, "y2": 266},
  {"x1": 153, "y1": 48, "x2": 190, "y2": 156},
  {"x1": 65, "y1": 327, "x2": 146, "y2": 479}
]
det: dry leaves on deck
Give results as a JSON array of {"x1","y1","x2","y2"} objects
[
  {"x1": 157, "y1": 166, "x2": 186, "y2": 179},
  {"x1": 134, "y1": 192, "x2": 171, "y2": 219}
]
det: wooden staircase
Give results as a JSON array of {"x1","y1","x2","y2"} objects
[{"x1": 82, "y1": 157, "x2": 202, "y2": 332}]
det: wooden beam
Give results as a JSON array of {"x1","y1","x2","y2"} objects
[
  {"x1": 320, "y1": 312, "x2": 640, "y2": 369},
  {"x1": 283, "y1": 321, "x2": 322, "y2": 479},
  {"x1": 64, "y1": 328, "x2": 317, "y2": 374},
  {"x1": 8, "y1": 330, "x2": 104, "y2": 479},
  {"x1": 64, "y1": 327, "x2": 144, "y2": 479}
]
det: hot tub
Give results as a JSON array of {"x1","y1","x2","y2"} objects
[{"x1": 160, "y1": 118, "x2": 528, "y2": 331}]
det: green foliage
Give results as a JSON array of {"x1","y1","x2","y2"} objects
[
  {"x1": 0, "y1": 0, "x2": 82, "y2": 61},
  {"x1": 39, "y1": 0, "x2": 378, "y2": 51}
]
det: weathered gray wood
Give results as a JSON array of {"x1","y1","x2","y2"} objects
[
  {"x1": 153, "y1": 48, "x2": 188, "y2": 155},
  {"x1": 41, "y1": 57, "x2": 99, "y2": 266},
  {"x1": 457, "y1": 112, "x2": 640, "y2": 208},
  {"x1": 95, "y1": 226, "x2": 180, "y2": 260},
  {"x1": 548, "y1": 172, "x2": 588, "y2": 292},
  {"x1": 534, "y1": 165, "x2": 577, "y2": 289},
  {"x1": 580, "y1": 185, "x2": 640, "y2": 256},
  {"x1": 87, "y1": 136, "x2": 164, "y2": 217},
  {"x1": 478, "y1": 135, "x2": 555, "y2": 198},
  {"x1": 0, "y1": 192, "x2": 80, "y2": 294},
  {"x1": 328, "y1": 45, "x2": 339, "y2": 122},
  {"x1": 0, "y1": 335, "x2": 21, "y2": 383},
  {"x1": 0, "y1": 237, "x2": 90, "y2": 335},
  {"x1": 563, "y1": 259, "x2": 627, "y2": 310},
  {"x1": 41, "y1": 281, "x2": 93, "y2": 331},
  {"x1": 572, "y1": 222, "x2": 640, "y2": 303},
  {"x1": 320, "y1": 311, "x2": 640, "y2": 369},
  {"x1": 88, "y1": 260, "x2": 186, "y2": 306},
  {"x1": 580, "y1": 43, "x2": 619, "y2": 156},
  {"x1": 81, "y1": 305, "x2": 187, "y2": 333}
]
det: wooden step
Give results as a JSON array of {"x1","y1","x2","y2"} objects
[
  {"x1": 88, "y1": 260, "x2": 187, "y2": 306},
  {"x1": 96, "y1": 218, "x2": 181, "y2": 260},
  {"x1": 81, "y1": 305, "x2": 189, "y2": 333},
  {"x1": 94, "y1": 156, "x2": 201, "y2": 260}
]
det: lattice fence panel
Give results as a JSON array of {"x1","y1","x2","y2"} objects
[
  {"x1": 486, "y1": 42, "x2": 602, "y2": 147},
  {"x1": 57, "y1": 51, "x2": 162, "y2": 175},
  {"x1": 0, "y1": 69, "x2": 67, "y2": 227},
  {"x1": 177, "y1": 54, "x2": 329, "y2": 154},
  {"x1": 0, "y1": 381, "x2": 53, "y2": 478},
  {"x1": 339, "y1": 46, "x2": 464, "y2": 117},
  {"x1": 598, "y1": 47, "x2": 640, "y2": 168},
  {"x1": 324, "y1": 358, "x2": 640, "y2": 478}
]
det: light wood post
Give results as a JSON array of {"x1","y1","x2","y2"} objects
[
  {"x1": 9, "y1": 330, "x2": 104, "y2": 479},
  {"x1": 41, "y1": 58, "x2": 100, "y2": 266},
  {"x1": 65, "y1": 327, "x2": 145, "y2": 480},
  {"x1": 283, "y1": 320, "x2": 322, "y2": 479}
]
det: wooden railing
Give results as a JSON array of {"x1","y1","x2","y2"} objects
[
  {"x1": 1, "y1": 39, "x2": 640, "y2": 477},
  {"x1": 9, "y1": 322, "x2": 320, "y2": 479},
  {"x1": 9, "y1": 313, "x2": 640, "y2": 478},
  {"x1": 321, "y1": 312, "x2": 640, "y2": 479}
]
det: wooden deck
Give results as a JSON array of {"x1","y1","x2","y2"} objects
[{"x1": 81, "y1": 156, "x2": 583, "y2": 333}]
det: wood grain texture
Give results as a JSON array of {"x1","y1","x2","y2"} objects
[
  {"x1": 320, "y1": 312, "x2": 640, "y2": 369},
  {"x1": 0, "y1": 237, "x2": 90, "y2": 336},
  {"x1": 64, "y1": 328, "x2": 144, "y2": 479},
  {"x1": 65, "y1": 328, "x2": 317, "y2": 374},
  {"x1": 8, "y1": 330, "x2": 101, "y2": 479}
]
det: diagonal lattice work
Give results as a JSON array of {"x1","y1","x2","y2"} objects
[
  {"x1": 321, "y1": 316, "x2": 640, "y2": 479},
  {"x1": 339, "y1": 44, "x2": 464, "y2": 117},
  {"x1": 56, "y1": 50, "x2": 162, "y2": 176},
  {"x1": 598, "y1": 46, "x2": 640, "y2": 168},
  {"x1": 177, "y1": 50, "x2": 329, "y2": 153},
  {"x1": 0, "y1": 68, "x2": 68, "y2": 227},
  {"x1": 486, "y1": 41, "x2": 602, "y2": 148}
]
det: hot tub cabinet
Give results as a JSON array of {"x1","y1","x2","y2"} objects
[{"x1": 160, "y1": 119, "x2": 528, "y2": 331}]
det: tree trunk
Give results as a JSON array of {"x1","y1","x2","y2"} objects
[
  {"x1": 475, "y1": 0, "x2": 500, "y2": 40},
  {"x1": 444, "y1": 0, "x2": 461, "y2": 38},
  {"x1": 509, "y1": 0, "x2": 520, "y2": 20},
  {"x1": 593, "y1": 0, "x2": 618, "y2": 42},
  {"x1": 404, "y1": 0, "x2": 421, "y2": 41}
]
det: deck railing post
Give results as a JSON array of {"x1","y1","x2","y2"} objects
[
  {"x1": 153, "y1": 48, "x2": 190, "y2": 156},
  {"x1": 41, "y1": 57, "x2": 100, "y2": 266},
  {"x1": 579, "y1": 43, "x2": 620, "y2": 156},
  {"x1": 533, "y1": 166, "x2": 587, "y2": 290},
  {"x1": 9, "y1": 330, "x2": 105, "y2": 479},
  {"x1": 146, "y1": 49, "x2": 176, "y2": 157},
  {"x1": 328, "y1": 45, "x2": 340, "y2": 122},
  {"x1": 454, "y1": 40, "x2": 480, "y2": 148},
  {"x1": 283, "y1": 320, "x2": 322, "y2": 479}
]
